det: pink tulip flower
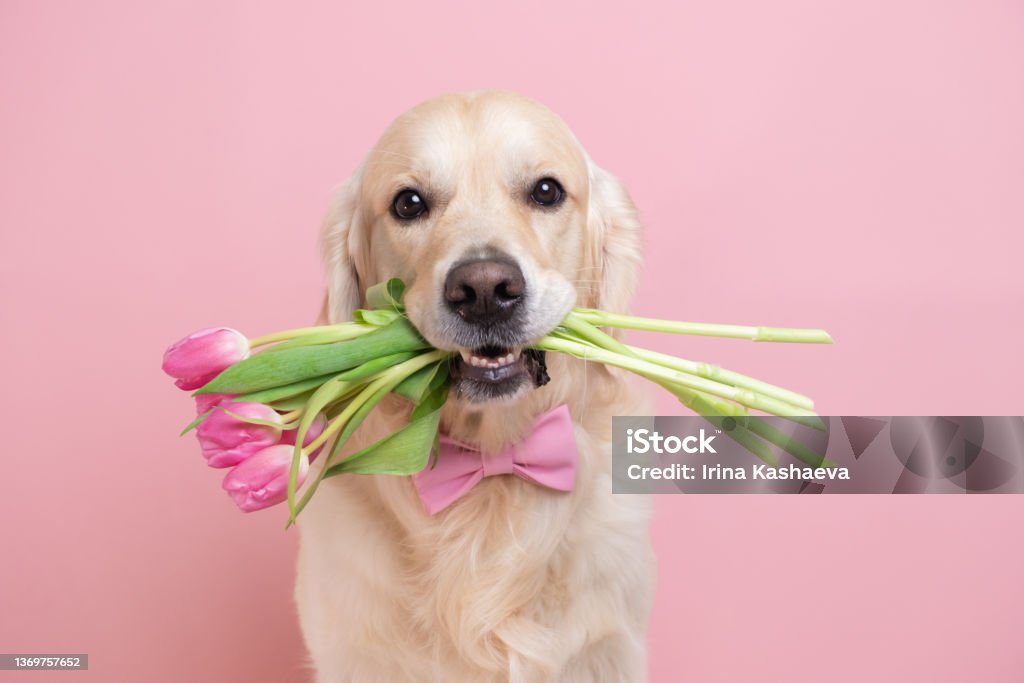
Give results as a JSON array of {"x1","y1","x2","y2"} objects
[
  {"x1": 195, "y1": 393, "x2": 231, "y2": 415},
  {"x1": 197, "y1": 402, "x2": 282, "y2": 468},
  {"x1": 280, "y1": 413, "x2": 328, "y2": 459},
  {"x1": 222, "y1": 444, "x2": 309, "y2": 512},
  {"x1": 162, "y1": 327, "x2": 249, "y2": 390}
]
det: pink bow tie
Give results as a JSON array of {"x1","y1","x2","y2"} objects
[{"x1": 412, "y1": 404, "x2": 578, "y2": 515}]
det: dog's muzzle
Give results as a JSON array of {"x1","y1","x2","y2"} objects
[{"x1": 442, "y1": 257, "x2": 548, "y2": 401}]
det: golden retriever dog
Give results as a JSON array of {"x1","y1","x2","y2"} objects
[{"x1": 296, "y1": 90, "x2": 654, "y2": 682}]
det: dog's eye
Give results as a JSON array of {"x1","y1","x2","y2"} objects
[
  {"x1": 391, "y1": 189, "x2": 427, "y2": 220},
  {"x1": 529, "y1": 178, "x2": 564, "y2": 207}
]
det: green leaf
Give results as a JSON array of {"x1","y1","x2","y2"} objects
[
  {"x1": 221, "y1": 408, "x2": 294, "y2": 430},
  {"x1": 258, "y1": 326, "x2": 376, "y2": 351},
  {"x1": 412, "y1": 383, "x2": 448, "y2": 421},
  {"x1": 353, "y1": 308, "x2": 403, "y2": 327},
  {"x1": 415, "y1": 384, "x2": 448, "y2": 469},
  {"x1": 424, "y1": 362, "x2": 450, "y2": 397},
  {"x1": 234, "y1": 374, "x2": 337, "y2": 405},
  {"x1": 274, "y1": 383, "x2": 362, "y2": 414},
  {"x1": 323, "y1": 386, "x2": 446, "y2": 478},
  {"x1": 198, "y1": 318, "x2": 429, "y2": 394},
  {"x1": 179, "y1": 410, "x2": 212, "y2": 436},
  {"x1": 365, "y1": 278, "x2": 406, "y2": 310},
  {"x1": 393, "y1": 360, "x2": 450, "y2": 403},
  {"x1": 323, "y1": 395, "x2": 356, "y2": 420},
  {"x1": 324, "y1": 386, "x2": 390, "y2": 462},
  {"x1": 269, "y1": 389, "x2": 321, "y2": 412},
  {"x1": 336, "y1": 351, "x2": 420, "y2": 382}
]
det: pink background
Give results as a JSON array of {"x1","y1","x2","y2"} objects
[{"x1": 2, "y1": 1, "x2": 1022, "y2": 680}]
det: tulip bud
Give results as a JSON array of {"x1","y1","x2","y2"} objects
[
  {"x1": 280, "y1": 413, "x2": 328, "y2": 460},
  {"x1": 197, "y1": 402, "x2": 282, "y2": 468},
  {"x1": 222, "y1": 444, "x2": 309, "y2": 512},
  {"x1": 162, "y1": 327, "x2": 249, "y2": 390},
  {"x1": 195, "y1": 393, "x2": 231, "y2": 415}
]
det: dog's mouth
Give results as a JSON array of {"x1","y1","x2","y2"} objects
[{"x1": 450, "y1": 345, "x2": 549, "y2": 402}]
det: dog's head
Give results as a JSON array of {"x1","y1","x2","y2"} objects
[{"x1": 322, "y1": 91, "x2": 641, "y2": 405}]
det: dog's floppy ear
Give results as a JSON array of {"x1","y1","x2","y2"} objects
[
  {"x1": 586, "y1": 160, "x2": 643, "y2": 314},
  {"x1": 320, "y1": 166, "x2": 366, "y2": 324}
]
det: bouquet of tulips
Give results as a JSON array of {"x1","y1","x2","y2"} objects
[{"x1": 162, "y1": 279, "x2": 832, "y2": 521}]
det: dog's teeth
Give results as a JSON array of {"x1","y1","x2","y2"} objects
[{"x1": 463, "y1": 349, "x2": 522, "y2": 369}]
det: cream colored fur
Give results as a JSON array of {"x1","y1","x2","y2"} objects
[{"x1": 296, "y1": 91, "x2": 655, "y2": 682}]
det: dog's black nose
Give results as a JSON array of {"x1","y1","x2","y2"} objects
[{"x1": 444, "y1": 259, "x2": 525, "y2": 325}]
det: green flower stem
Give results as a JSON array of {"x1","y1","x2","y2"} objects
[
  {"x1": 289, "y1": 385, "x2": 389, "y2": 523},
  {"x1": 623, "y1": 346, "x2": 815, "y2": 410},
  {"x1": 571, "y1": 308, "x2": 834, "y2": 344},
  {"x1": 559, "y1": 311, "x2": 634, "y2": 357},
  {"x1": 657, "y1": 380, "x2": 747, "y2": 419},
  {"x1": 668, "y1": 385, "x2": 779, "y2": 466},
  {"x1": 267, "y1": 327, "x2": 383, "y2": 351},
  {"x1": 641, "y1": 377, "x2": 833, "y2": 467},
  {"x1": 739, "y1": 417, "x2": 838, "y2": 468},
  {"x1": 780, "y1": 415, "x2": 828, "y2": 431},
  {"x1": 285, "y1": 375, "x2": 359, "y2": 513},
  {"x1": 249, "y1": 322, "x2": 375, "y2": 348},
  {"x1": 536, "y1": 336, "x2": 814, "y2": 418},
  {"x1": 303, "y1": 352, "x2": 445, "y2": 454},
  {"x1": 548, "y1": 323, "x2": 814, "y2": 411},
  {"x1": 287, "y1": 350, "x2": 449, "y2": 522}
]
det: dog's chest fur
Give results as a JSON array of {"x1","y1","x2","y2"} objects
[{"x1": 295, "y1": 387, "x2": 654, "y2": 682}]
